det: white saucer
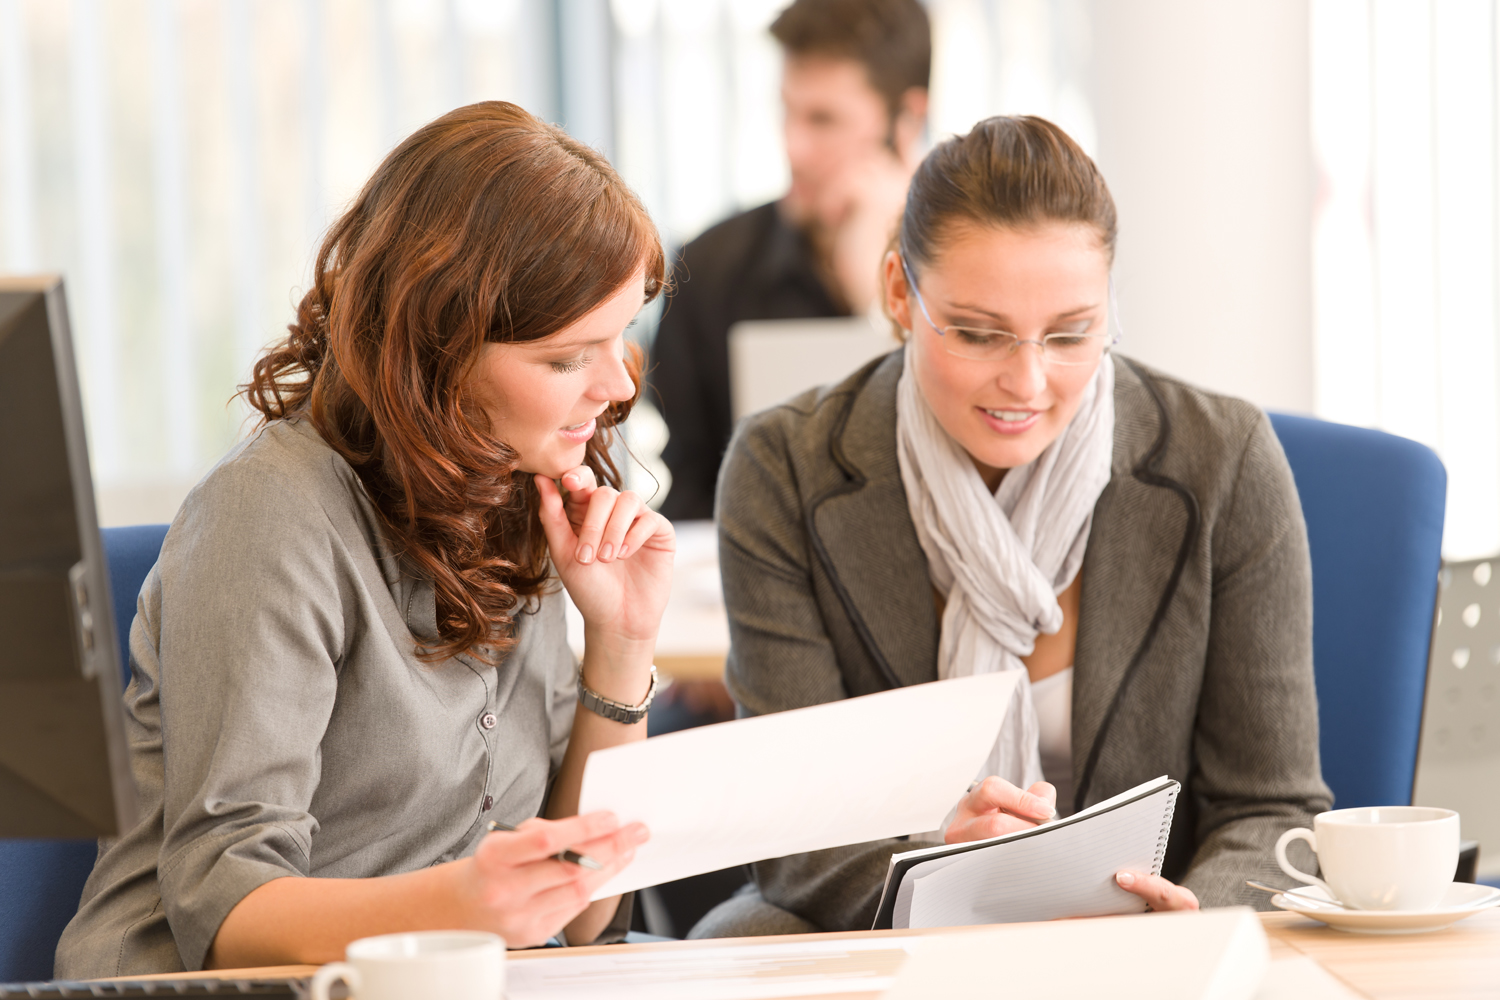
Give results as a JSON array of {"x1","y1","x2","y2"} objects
[{"x1": 1271, "y1": 882, "x2": 1500, "y2": 934}]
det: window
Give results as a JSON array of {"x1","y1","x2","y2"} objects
[
  {"x1": 1312, "y1": 0, "x2": 1500, "y2": 558},
  {"x1": 0, "y1": 0, "x2": 1088, "y2": 523}
]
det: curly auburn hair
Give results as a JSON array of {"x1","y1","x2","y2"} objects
[{"x1": 242, "y1": 101, "x2": 665, "y2": 663}]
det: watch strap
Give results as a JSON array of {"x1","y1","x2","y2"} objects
[{"x1": 577, "y1": 665, "x2": 658, "y2": 724}]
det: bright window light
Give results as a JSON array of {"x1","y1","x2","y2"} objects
[{"x1": 1314, "y1": 0, "x2": 1500, "y2": 558}]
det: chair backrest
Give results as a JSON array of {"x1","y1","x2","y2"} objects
[
  {"x1": 99, "y1": 524, "x2": 171, "y2": 687},
  {"x1": 1269, "y1": 413, "x2": 1446, "y2": 809},
  {"x1": 0, "y1": 524, "x2": 168, "y2": 981}
]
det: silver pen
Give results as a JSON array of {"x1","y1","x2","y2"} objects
[{"x1": 487, "y1": 819, "x2": 604, "y2": 870}]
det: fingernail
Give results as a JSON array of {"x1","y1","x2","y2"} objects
[
  {"x1": 617, "y1": 544, "x2": 629, "y2": 558},
  {"x1": 1116, "y1": 871, "x2": 1135, "y2": 887},
  {"x1": 577, "y1": 544, "x2": 594, "y2": 564},
  {"x1": 599, "y1": 542, "x2": 614, "y2": 561}
]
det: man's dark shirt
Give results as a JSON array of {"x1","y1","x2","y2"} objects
[{"x1": 649, "y1": 201, "x2": 846, "y2": 521}]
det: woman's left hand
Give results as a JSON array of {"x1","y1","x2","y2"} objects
[
  {"x1": 1114, "y1": 870, "x2": 1199, "y2": 911},
  {"x1": 535, "y1": 467, "x2": 674, "y2": 652}
]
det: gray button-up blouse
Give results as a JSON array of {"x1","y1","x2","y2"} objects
[{"x1": 56, "y1": 419, "x2": 600, "y2": 977}]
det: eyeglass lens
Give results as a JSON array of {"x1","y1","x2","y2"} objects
[
  {"x1": 939, "y1": 328, "x2": 1107, "y2": 366},
  {"x1": 902, "y1": 255, "x2": 1111, "y2": 367}
]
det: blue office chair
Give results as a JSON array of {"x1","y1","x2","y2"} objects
[
  {"x1": 0, "y1": 524, "x2": 169, "y2": 981},
  {"x1": 1269, "y1": 414, "x2": 1446, "y2": 809},
  {"x1": 98, "y1": 525, "x2": 172, "y2": 689}
]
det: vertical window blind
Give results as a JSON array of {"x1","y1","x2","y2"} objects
[{"x1": 1313, "y1": 0, "x2": 1500, "y2": 559}]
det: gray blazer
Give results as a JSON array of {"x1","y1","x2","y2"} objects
[
  {"x1": 717, "y1": 349, "x2": 1333, "y2": 932},
  {"x1": 55, "y1": 419, "x2": 624, "y2": 978}
]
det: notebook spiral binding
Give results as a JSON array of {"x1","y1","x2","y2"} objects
[{"x1": 1150, "y1": 784, "x2": 1180, "y2": 877}]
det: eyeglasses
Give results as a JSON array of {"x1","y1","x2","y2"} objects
[{"x1": 900, "y1": 258, "x2": 1117, "y2": 367}]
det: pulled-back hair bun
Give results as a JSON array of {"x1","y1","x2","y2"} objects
[{"x1": 899, "y1": 115, "x2": 1117, "y2": 271}]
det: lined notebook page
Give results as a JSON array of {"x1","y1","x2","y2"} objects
[{"x1": 886, "y1": 776, "x2": 1178, "y2": 929}]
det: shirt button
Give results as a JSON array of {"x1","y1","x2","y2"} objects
[
  {"x1": 483, "y1": 795, "x2": 494, "y2": 812},
  {"x1": 480, "y1": 712, "x2": 497, "y2": 730}
]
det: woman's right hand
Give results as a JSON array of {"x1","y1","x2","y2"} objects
[
  {"x1": 460, "y1": 811, "x2": 649, "y2": 948},
  {"x1": 944, "y1": 777, "x2": 1058, "y2": 844},
  {"x1": 536, "y1": 468, "x2": 674, "y2": 652}
]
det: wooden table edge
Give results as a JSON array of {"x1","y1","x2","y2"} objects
[
  {"x1": 97, "y1": 912, "x2": 1281, "y2": 979},
  {"x1": 99, "y1": 908, "x2": 1500, "y2": 1000}
]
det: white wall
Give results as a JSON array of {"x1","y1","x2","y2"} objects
[{"x1": 1088, "y1": 0, "x2": 1313, "y2": 413}]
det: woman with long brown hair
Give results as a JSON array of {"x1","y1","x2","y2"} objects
[{"x1": 56, "y1": 102, "x2": 671, "y2": 976}]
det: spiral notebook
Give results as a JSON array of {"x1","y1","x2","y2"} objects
[{"x1": 872, "y1": 775, "x2": 1180, "y2": 929}]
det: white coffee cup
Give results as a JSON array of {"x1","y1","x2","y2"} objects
[
  {"x1": 1275, "y1": 806, "x2": 1460, "y2": 911},
  {"x1": 309, "y1": 930, "x2": 505, "y2": 1000}
]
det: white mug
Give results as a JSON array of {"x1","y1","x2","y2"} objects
[
  {"x1": 309, "y1": 930, "x2": 505, "y2": 1000},
  {"x1": 1275, "y1": 806, "x2": 1460, "y2": 911}
]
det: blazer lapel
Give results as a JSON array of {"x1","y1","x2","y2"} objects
[
  {"x1": 1071, "y1": 358, "x2": 1198, "y2": 808},
  {"x1": 802, "y1": 350, "x2": 1200, "y2": 789},
  {"x1": 808, "y1": 350, "x2": 940, "y2": 690}
]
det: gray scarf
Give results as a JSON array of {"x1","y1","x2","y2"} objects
[{"x1": 896, "y1": 347, "x2": 1115, "y2": 792}]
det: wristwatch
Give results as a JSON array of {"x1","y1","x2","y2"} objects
[{"x1": 577, "y1": 665, "x2": 659, "y2": 724}]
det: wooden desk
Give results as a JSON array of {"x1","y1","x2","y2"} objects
[
  {"x1": 653, "y1": 653, "x2": 726, "y2": 682},
  {"x1": 164, "y1": 910, "x2": 1500, "y2": 999},
  {"x1": 1259, "y1": 908, "x2": 1500, "y2": 999}
]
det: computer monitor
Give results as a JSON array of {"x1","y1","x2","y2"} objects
[
  {"x1": 0, "y1": 275, "x2": 138, "y2": 837},
  {"x1": 728, "y1": 316, "x2": 897, "y2": 422}
]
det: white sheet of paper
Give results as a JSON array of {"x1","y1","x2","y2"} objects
[
  {"x1": 883, "y1": 909, "x2": 1269, "y2": 1000},
  {"x1": 506, "y1": 936, "x2": 919, "y2": 1000},
  {"x1": 507, "y1": 910, "x2": 1279, "y2": 1000},
  {"x1": 1256, "y1": 957, "x2": 1364, "y2": 1000},
  {"x1": 578, "y1": 671, "x2": 1020, "y2": 899}
]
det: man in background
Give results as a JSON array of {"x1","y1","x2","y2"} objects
[{"x1": 649, "y1": 0, "x2": 931, "y2": 520}]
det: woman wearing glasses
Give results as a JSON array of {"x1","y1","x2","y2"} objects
[{"x1": 694, "y1": 115, "x2": 1331, "y2": 936}]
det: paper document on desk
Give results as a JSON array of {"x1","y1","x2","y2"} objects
[
  {"x1": 507, "y1": 935, "x2": 918, "y2": 999},
  {"x1": 578, "y1": 672, "x2": 1020, "y2": 899},
  {"x1": 506, "y1": 909, "x2": 1272, "y2": 1000},
  {"x1": 883, "y1": 908, "x2": 1269, "y2": 1000}
]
